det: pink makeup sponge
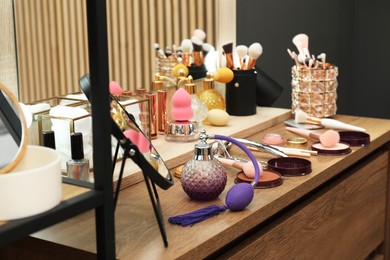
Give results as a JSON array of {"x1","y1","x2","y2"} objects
[
  {"x1": 171, "y1": 88, "x2": 193, "y2": 121},
  {"x1": 123, "y1": 129, "x2": 150, "y2": 153},
  {"x1": 109, "y1": 81, "x2": 123, "y2": 95},
  {"x1": 319, "y1": 129, "x2": 340, "y2": 148}
]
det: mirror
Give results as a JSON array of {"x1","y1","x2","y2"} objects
[
  {"x1": 79, "y1": 74, "x2": 174, "y2": 190},
  {"x1": 0, "y1": 83, "x2": 28, "y2": 174}
]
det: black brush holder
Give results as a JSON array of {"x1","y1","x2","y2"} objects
[
  {"x1": 255, "y1": 66, "x2": 283, "y2": 107},
  {"x1": 188, "y1": 65, "x2": 207, "y2": 80},
  {"x1": 226, "y1": 69, "x2": 257, "y2": 116}
]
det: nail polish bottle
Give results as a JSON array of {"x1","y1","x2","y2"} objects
[
  {"x1": 42, "y1": 130, "x2": 56, "y2": 149},
  {"x1": 67, "y1": 132, "x2": 90, "y2": 181}
]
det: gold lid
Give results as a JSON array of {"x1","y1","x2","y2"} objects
[
  {"x1": 184, "y1": 75, "x2": 195, "y2": 94},
  {"x1": 287, "y1": 137, "x2": 308, "y2": 145},
  {"x1": 203, "y1": 72, "x2": 215, "y2": 90},
  {"x1": 152, "y1": 73, "x2": 164, "y2": 91}
]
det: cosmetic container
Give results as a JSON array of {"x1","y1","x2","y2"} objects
[
  {"x1": 291, "y1": 64, "x2": 338, "y2": 118},
  {"x1": 198, "y1": 73, "x2": 225, "y2": 110},
  {"x1": 67, "y1": 132, "x2": 89, "y2": 181},
  {"x1": 184, "y1": 76, "x2": 208, "y2": 126},
  {"x1": 165, "y1": 87, "x2": 199, "y2": 142},
  {"x1": 226, "y1": 69, "x2": 257, "y2": 116}
]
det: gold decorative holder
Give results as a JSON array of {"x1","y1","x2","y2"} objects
[{"x1": 291, "y1": 64, "x2": 338, "y2": 118}]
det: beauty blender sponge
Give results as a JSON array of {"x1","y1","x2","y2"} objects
[
  {"x1": 109, "y1": 81, "x2": 123, "y2": 95},
  {"x1": 123, "y1": 129, "x2": 150, "y2": 153},
  {"x1": 214, "y1": 67, "x2": 234, "y2": 83},
  {"x1": 170, "y1": 88, "x2": 193, "y2": 121}
]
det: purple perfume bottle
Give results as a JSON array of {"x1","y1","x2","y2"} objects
[{"x1": 180, "y1": 136, "x2": 227, "y2": 201}]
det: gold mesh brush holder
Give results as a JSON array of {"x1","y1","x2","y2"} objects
[{"x1": 291, "y1": 64, "x2": 338, "y2": 118}]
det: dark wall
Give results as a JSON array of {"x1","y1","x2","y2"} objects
[{"x1": 237, "y1": 0, "x2": 390, "y2": 119}]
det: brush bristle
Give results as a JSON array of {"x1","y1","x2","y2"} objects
[
  {"x1": 181, "y1": 39, "x2": 193, "y2": 53},
  {"x1": 248, "y1": 43, "x2": 263, "y2": 59},
  {"x1": 222, "y1": 41, "x2": 233, "y2": 54},
  {"x1": 292, "y1": 33, "x2": 309, "y2": 50},
  {"x1": 236, "y1": 45, "x2": 248, "y2": 58},
  {"x1": 294, "y1": 109, "x2": 308, "y2": 123},
  {"x1": 193, "y1": 29, "x2": 206, "y2": 41},
  {"x1": 319, "y1": 130, "x2": 340, "y2": 148}
]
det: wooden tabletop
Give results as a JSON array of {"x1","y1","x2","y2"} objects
[{"x1": 31, "y1": 109, "x2": 390, "y2": 259}]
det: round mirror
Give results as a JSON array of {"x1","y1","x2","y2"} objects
[
  {"x1": 0, "y1": 83, "x2": 28, "y2": 174},
  {"x1": 79, "y1": 74, "x2": 174, "y2": 189}
]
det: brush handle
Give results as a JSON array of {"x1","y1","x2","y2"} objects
[
  {"x1": 285, "y1": 127, "x2": 320, "y2": 140},
  {"x1": 216, "y1": 157, "x2": 243, "y2": 170},
  {"x1": 320, "y1": 118, "x2": 366, "y2": 132}
]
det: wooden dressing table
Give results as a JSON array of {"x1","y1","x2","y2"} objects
[{"x1": 3, "y1": 107, "x2": 390, "y2": 259}]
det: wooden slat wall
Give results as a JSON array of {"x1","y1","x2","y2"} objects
[{"x1": 14, "y1": 0, "x2": 217, "y2": 103}]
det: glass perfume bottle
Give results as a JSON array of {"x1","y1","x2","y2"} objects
[
  {"x1": 67, "y1": 132, "x2": 90, "y2": 181},
  {"x1": 184, "y1": 76, "x2": 208, "y2": 126},
  {"x1": 180, "y1": 134, "x2": 227, "y2": 201},
  {"x1": 198, "y1": 72, "x2": 225, "y2": 110}
]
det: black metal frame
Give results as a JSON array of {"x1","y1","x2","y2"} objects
[
  {"x1": 112, "y1": 140, "x2": 169, "y2": 247},
  {"x1": 0, "y1": 1, "x2": 116, "y2": 259},
  {"x1": 86, "y1": 0, "x2": 115, "y2": 258}
]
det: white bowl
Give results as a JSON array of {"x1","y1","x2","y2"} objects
[{"x1": 0, "y1": 145, "x2": 62, "y2": 221}]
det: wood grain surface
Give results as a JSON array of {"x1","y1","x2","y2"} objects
[{"x1": 5, "y1": 111, "x2": 390, "y2": 259}]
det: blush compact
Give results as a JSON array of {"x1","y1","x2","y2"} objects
[
  {"x1": 311, "y1": 142, "x2": 352, "y2": 155},
  {"x1": 235, "y1": 168, "x2": 283, "y2": 189},
  {"x1": 339, "y1": 131, "x2": 371, "y2": 146},
  {"x1": 267, "y1": 157, "x2": 312, "y2": 177}
]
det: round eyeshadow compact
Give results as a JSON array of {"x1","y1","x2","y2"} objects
[
  {"x1": 339, "y1": 131, "x2": 370, "y2": 146},
  {"x1": 311, "y1": 142, "x2": 352, "y2": 155},
  {"x1": 267, "y1": 157, "x2": 312, "y2": 177},
  {"x1": 235, "y1": 169, "x2": 283, "y2": 189}
]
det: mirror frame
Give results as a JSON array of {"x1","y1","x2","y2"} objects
[{"x1": 0, "y1": 83, "x2": 29, "y2": 174}]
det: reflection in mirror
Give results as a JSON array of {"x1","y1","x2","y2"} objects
[
  {"x1": 110, "y1": 97, "x2": 173, "y2": 186},
  {"x1": 79, "y1": 74, "x2": 173, "y2": 247},
  {"x1": 0, "y1": 83, "x2": 28, "y2": 173},
  {"x1": 78, "y1": 74, "x2": 174, "y2": 189}
]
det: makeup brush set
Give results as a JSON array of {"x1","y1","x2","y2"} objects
[{"x1": 288, "y1": 33, "x2": 339, "y2": 118}]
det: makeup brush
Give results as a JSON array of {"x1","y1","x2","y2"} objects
[
  {"x1": 192, "y1": 28, "x2": 206, "y2": 41},
  {"x1": 180, "y1": 39, "x2": 193, "y2": 66},
  {"x1": 222, "y1": 41, "x2": 234, "y2": 69},
  {"x1": 317, "y1": 53, "x2": 326, "y2": 69},
  {"x1": 191, "y1": 38, "x2": 204, "y2": 66},
  {"x1": 287, "y1": 48, "x2": 300, "y2": 66},
  {"x1": 295, "y1": 109, "x2": 366, "y2": 132},
  {"x1": 286, "y1": 126, "x2": 340, "y2": 148},
  {"x1": 292, "y1": 33, "x2": 310, "y2": 58},
  {"x1": 216, "y1": 157, "x2": 262, "y2": 179},
  {"x1": 153, "y1": 43, "x2": 166, "y2": 58},
  {"x1": 245, "y1": 42, "x2": 263, "y2": 70},
  {"x1": 236, "y1": 45, "x2": 248, "y2": 69}
]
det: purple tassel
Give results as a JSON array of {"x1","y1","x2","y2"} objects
[{"x1": 168, "y1": 205, "x2": 228, "y2": 226}]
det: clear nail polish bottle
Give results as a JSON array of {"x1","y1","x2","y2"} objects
[{"x1": 67, "y1": 132, "x2": 90, "y2": 181}]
